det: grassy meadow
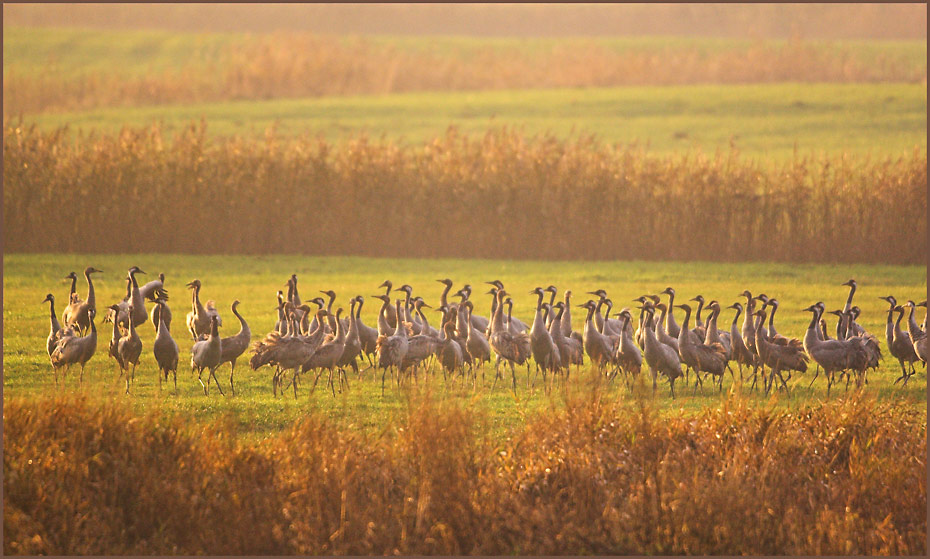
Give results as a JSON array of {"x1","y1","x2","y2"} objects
[
  {"x1": 16, "y1": 83, "x2": 927, "y2": 159},
  {"x1": 5, "y1": 254, "x2": 926, "y2": 441}
]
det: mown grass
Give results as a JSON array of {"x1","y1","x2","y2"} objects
[
  {"x1": 4, "y1": 389, "x2": 926, "y2": 554},
  {"x1": 4, "y1": 254, "x2": 925, "y2": 442},
  {"x1": 14, "y1": 83, "x2": 927, "y2": 159}
]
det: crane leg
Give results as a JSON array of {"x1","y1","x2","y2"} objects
[
  {"x1": 210, "y1": 367, "x2": 224, "y2": 396},
  {"x1": 229, "y1": 361, "x2": 236, "y2": 396},
  {"x1": 510, "y1": 361, "x2": 518, "y2": 397}
]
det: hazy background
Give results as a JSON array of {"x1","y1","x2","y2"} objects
[{"x1": 5, "y1": 3, "x2": 927, "y2": 39}]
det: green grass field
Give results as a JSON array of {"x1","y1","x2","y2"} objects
[
  {"x1": 4, "y1": 254, "x2": 926, "y2": 441},
  {"x1": 5, "y1": 26, "x2": 925, "y2": 79},
  {"x1": 17, "y1": 83, "x2": 928, "y2": 160}
]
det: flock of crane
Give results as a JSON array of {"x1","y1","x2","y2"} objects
[{"x1": 43, "y1": 268, "x2": 928, "y2": 399}]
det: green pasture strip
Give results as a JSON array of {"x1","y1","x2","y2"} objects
[
  {"x1": 5, "y1": 25, "x2": 925, "y2": 78},
  {"x1": 4, "y1": 254, "x2": 925, "y2": 441},
  {"x1": 16, "y1": 83, "x2": 928, "y2": 161}
]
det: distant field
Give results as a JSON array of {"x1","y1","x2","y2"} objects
[
  {"x1": 5, "y1": 27, "x2": 926, "y2": 78},
  {"x1": 17, "y1": 83, "x2": 927, "y2": 160},
  {"x1": 4, "y1": 254, "x2": 925, "y2": 441},
  {"x1": 4, "y1": 26, "x2": 925, "y2": 116}
]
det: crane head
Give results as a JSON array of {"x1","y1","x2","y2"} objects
[
  {"x1": 842, "y1": 279, "x2": 857, "y2": 287},
  {"x1": 661, "y1": 287, "x2": 675, "y2": 296},
  {"x1": 64, "y1": 271, "x2": 78, "y2": 280},
  {"x1": 689, "y1": 295, "x2": 705, "y2": 303},
  {"x1": 310, "y1": 297, "x2": 326, "y2": 308},
  {"x1": 43, "y1": 293, "x2": 54, "y2": 303},
  {"x1": 436, "y1": 278, "x2": 452, "y2": 286},
  {"x1": 85, "y1": 267, "x2": 103, "y2": 275},
  {"x1": 186, "y1": 279, "x2": 201, "y2": 289}
]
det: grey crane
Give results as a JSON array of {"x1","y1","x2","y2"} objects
[
  {"x1": 675, "y1": 303, "x2": 728, "y2": 393},
  {"x1": 138, "y1": 272, "x2": 169, "y2": 302},
  {"x1": 802, "y1": 303, "x2": 868, "y2": 395},
  {"x1": 106, "y1": 304, "x2": 123, "y2": 375},
  {"x1": 613, "y1": 309, "x2": 643, "y2": 379},
  {"x1": 660, "y1": 287, "x2": 682, "y2": 338},
  {"x1": 724, "y1": 304, "x2": 748, "y2": 375},
  {"x1": 303, "y1": 308, "x2": 348, "y2": 397},
  {"x1": 218, "y1": 300, "x2": 251, "y2": 396},
  {"x1": 64, "y1": 271, "x2": 79, "y2": 305},
  {"x1": 652, "y1": 303, "x2": 681, "y2": 354},
  {"x1": 488, "y1": 288, "x2": 531, "y2": 395},
  {"x1": 152, "y1": 299, "x2": 180, "y2": 391},
  {"x1": 413, "y1": 298, "x2": 439, "y2": 338},
  {"x1": 116, "y1": 305, "x2": 143, "y2": 394},
  {"x1": 63, "y1": 267, "x2": 102, "y2": 334},
  {"x1": 435, "y1": 319, "x2": 465, "y2": 378},
  {"x1": 251, "y1": 309, "x2": 328, "y2": 397},
  {"x1": 50, "y1": 308, "x2": 98, "y2": 384},
  {"x1": 529, "y1": 287, "x2": 558, "y2": 378},
  {"x1": 372, "y1": 294, "x2": 395, "y2": 337},
  {"x1": 274, "y1": 290, "x2": 288, "y2": 334},
  {"x1": 579, "y1": 300, "x2": 615, "y2": 370},
  {"x1": 336, "y1": 297, "x2": 364, "y2": 378},
  {"x1": 186, "y1": 279, "x2": 221, "y2": 340},
  {"x1": 396, "y1": 284, "x2": 422, "y2": 335},
  {"x1": 461, "y1": 301, "x2": 492, "y2": 372},
  {"x1": 43, "y1": 293, "x2": 72, "y2": 358},
  {"x1": 881, "y1": 299, "x2": 920, "y2": 385},
  {"x1": 354, "y1": 296, "x2": 379, "y2": 367},
  {"x1": 376, "y1": 300, "x2": 409, "y2": 396},
  {"x1": 839, "y1": 279, "x2": 857, "y2": 338},
  {"x1": 378, "y1": 280, "x2": 399, "y2": 328},
  {"x1": 150, "y1": 295, "x2": 172, "y2": 332},
  {"x1": 752, "y1": 308, "x2": 808, "y2": 395},
  {"x1": 903, "y1": 300, "x2": 927, "y2": 364},
  {"x1": 689, "y1": 295, "x2": 707, "y2": 342},
  {"x1": 541, "y1": 302, "x2": 563, "y2": 377},
  {"x1": 551, "y1": 302, "x2": 584, "y2": 371},
  {"x1": 191, "y1": 315, "x2": 223, "y2": 395},
  {"x1": 127, "y1": 266, "x2": 149, "y2": 327},
  {"x1": 486, "y1": 280, "x2": 529, "y2": 332},
  {"x1": 561, "y1": 290, "x2": 583, "y2": 345},
  {"x1": 641, "y1": 305, "x2": 683, "y2": 398}
]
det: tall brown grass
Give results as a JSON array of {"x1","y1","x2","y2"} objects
[
  {"x1": 4, "y1": 35, "x2": 926, "y2": 116},
  {"x1": 3, "y1": 123, "x2": 925, "y2": 263},
  {"x1": 4, "y1": 388, "x2": 926, "y2": 554}
]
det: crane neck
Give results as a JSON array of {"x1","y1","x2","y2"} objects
[
  {"x1": 439, "y1": 283, "x2": 451, "y2": 308},
  {"x1": 394, "y1": 302, "x2": 406, "y2": 338},
  {"x1": 894, "y1": 307, "x2": 906, "y2": 334},
  {"x1": 85, "y1": 269, "x2": 96, "y2": 306},
  {"x1": 731, "y1": 307, "x2": 741, "y2": 327},
  {"x1": 843, "y1": 284, "x2": 856, "y2": 312}
]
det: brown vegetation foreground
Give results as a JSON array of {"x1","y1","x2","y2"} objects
[
  {"x1": 4, "y1": 34, "x2": 926, "y2": 116},
  {"x1": 4, "y1": 387, "x2": 926, "y2": 555},
  {"x1": 4, "y1": 123, "x2": 927, "y2": 263}
]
